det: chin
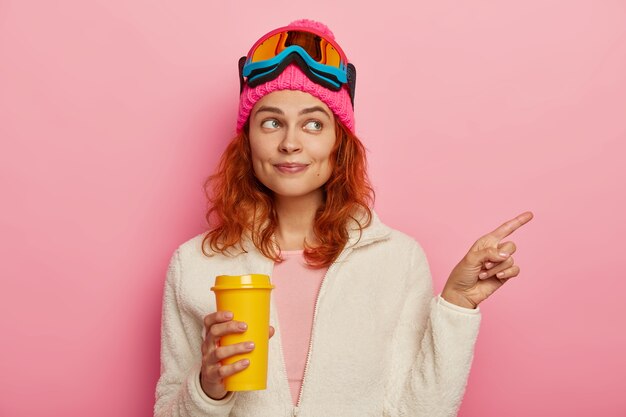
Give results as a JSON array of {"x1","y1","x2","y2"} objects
[{"x1": 269, "y1": 185, "x2": 326, "y2": 200}]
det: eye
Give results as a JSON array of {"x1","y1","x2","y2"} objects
[
  {"x1": 261, "y1": 119, "x2": 281, "y2": 129},
  {"x1": 304, "y1": 120, "x2": 323, "y2": 131}
]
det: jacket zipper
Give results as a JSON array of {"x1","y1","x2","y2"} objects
[
  {"x1": 292, "y1": 248, "x2": 351, "y2": 416},
  {"x1": 292, "y1": 264, "x2": 332, "y2": 417}
]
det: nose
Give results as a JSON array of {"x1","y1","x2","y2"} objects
[{"x1": 278, "y1": 127, "x2": 302, "y2": 154}]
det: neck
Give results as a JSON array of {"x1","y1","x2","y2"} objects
[{"x1": 273, "y1": 191, "x2": 323, "y2": 250}]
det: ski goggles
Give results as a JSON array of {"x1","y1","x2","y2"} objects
[{"x1": 238, "y1": 26, "x2": 356, "y2": 105}]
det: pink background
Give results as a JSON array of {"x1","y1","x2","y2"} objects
[{"x1": 1, "y1": 1, "x2": 625, "y2": 415}]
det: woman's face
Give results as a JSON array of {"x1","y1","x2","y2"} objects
[{"x1": 248, "y1": 90, "x2": 336, "y2": 202}]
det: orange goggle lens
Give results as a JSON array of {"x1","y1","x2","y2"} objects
[{"x1": 248, "y1": 30, "x2": 344, "y2": 69}]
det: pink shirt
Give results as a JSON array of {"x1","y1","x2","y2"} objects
[{"x1": 271, "y1": 250, "x2": 328, "y2": 405}]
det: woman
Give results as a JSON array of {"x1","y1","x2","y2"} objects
[{"x1": 154, "y1": 19, "x2": 533, "y2": 417}]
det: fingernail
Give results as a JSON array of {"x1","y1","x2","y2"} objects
[
  {"x1": 499, "y1": 252, "x2": 510, "y2": 258},
  {"x1": 245, "y1": 342, "x2": 255, "y2": 350},
  {"x1": 484, "y1": 262, "x2": 493, "y2": 269},
  {"x1": 238, "y1": 322, "x2": 248, "y2": 330},
  {"x1": 497, "y1": 271, "x2": 505, "y2": 278},
  {"x1": 479, "y1": 272, "x2": 488, "y2": 279},
  {"x1": 241, "y1": 359, "x2": 250, "y2": 366},
  {"x1": 224, "y1": 311, "x2": 233, "y2": 319}
]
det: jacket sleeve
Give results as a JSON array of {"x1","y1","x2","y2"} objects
[
  {"x1": 154, "y1": 249, "x2": 237, "y2": 417},
  {"x1": 383, "y1": 243, "x2": 481, "y2": 417}
]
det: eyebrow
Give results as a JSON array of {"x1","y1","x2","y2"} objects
[{"x1": 254, "y1": 105, "x2": 331, "y2": 119}]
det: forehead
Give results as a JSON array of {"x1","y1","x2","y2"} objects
[{"x1": 251, "y1": 90, "x2": 332, "y2": 116}]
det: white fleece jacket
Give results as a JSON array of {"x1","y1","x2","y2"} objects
[{"x1": 154, "y1": 212, "x2": 481, "y2": 417}]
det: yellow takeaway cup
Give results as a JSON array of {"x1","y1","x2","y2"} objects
[{"x1": 211, "y1": 274, "x2": 274, "y2": 391}]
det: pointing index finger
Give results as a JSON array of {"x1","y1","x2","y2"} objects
[{"x1": 489, "y1": 211, "x2": 534, "y2": 240}]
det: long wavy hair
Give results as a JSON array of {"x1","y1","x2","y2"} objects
[{"x1": 202, "y1": 118, "x2": 374, "y2": 268}]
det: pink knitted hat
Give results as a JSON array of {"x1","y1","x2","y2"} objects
[{"x1": 237, "y1": 19, "x2": 355, "y2": 134}]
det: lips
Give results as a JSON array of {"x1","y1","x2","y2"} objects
[{"x1": 273, "y1": 162, "x2": 309, "y2": 174}]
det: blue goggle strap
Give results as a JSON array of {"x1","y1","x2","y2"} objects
[
  {"x1": 242, "y1": 45, "x2": 348, "y2": 87},
  {"x1": 237, "y1": 51, "x2": 356, "y2": 107}
]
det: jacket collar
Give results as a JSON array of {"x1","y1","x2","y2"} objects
[
  {"x1": 344, "y1": 209, "x2": 392, "y2": 250},
  {"x1": 203, "y1": 209, "x2": 391, "y2": 257}
]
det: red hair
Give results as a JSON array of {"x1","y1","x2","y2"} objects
[{"x1": 202, "y1": 119, "x2": 374, "y2": 268}]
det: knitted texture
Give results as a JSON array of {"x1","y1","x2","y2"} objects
[
  {"x1": 289, "y1": 18, "x2": 335, "y2": 38},
  {"x1": 237, "y1": 20, "x2": 355, "y2": 133}
]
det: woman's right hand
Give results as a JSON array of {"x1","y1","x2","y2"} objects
[{"x1": 200, "y1": 310, "x2": 275, "y2": 400}]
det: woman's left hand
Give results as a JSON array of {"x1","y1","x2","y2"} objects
[{"x1": 441, "y1": 211, "x2": 534, "y2": 309}]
